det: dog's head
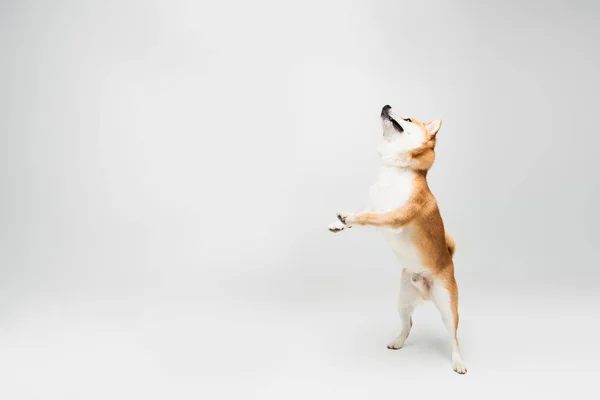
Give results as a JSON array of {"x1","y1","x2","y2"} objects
[{"x1": 378, "y1": 105, "x2": 442, "y2": 171}]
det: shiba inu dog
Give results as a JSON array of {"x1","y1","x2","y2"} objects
[{"x1": 328, "y1": 105, "x2": 467, "y2": 374}]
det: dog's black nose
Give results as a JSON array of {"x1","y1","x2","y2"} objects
[{"x1": 381, "y1": 105, "x2": 391, "y2": 118}]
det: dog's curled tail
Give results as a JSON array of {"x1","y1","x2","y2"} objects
[{"x1": 445, "y1": 232, "x2": 456, "y2": 258}]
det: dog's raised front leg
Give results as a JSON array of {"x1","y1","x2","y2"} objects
[
  {"x1": 329, "y1": 203, "x2": 373, "y2": 233},
  {"x1": 336, "y1": 201, "x2": 421, "y2": 230}
]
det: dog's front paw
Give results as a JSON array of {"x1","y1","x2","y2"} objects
[
  {"x1": 336, "y1": 212, "x2": 357, "y2": 227},
  {"x1": 328, "y1": 220, "x2": 346, "y2": 233}
]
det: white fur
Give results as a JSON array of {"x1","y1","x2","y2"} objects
[
  {"x1": 387, "y1": 271, "x2": 422, "y2": 349},
  {"x1": 327, "y1": 219, "x2": 346, "y2": 232}
]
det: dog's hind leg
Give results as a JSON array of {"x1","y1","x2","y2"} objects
[
  {"x1": 387, "y1": 269, "x2": 422, "y2": 350},
  {"x1": 430, "y1": 275, "x2": 467, "y2": 374}
]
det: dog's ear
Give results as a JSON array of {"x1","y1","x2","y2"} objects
[{"x1": 425, "y1": 119, "x2": 442, "y2": 138}]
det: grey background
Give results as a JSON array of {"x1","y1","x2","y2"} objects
[{"x1": 1, "y1": 0, "x2": 599, "y2": 398}]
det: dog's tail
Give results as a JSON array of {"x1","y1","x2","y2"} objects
[{"x1": 445, "y1": 232, "x2": 456, "y2": 258}]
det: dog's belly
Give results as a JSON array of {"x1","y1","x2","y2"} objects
[
  {"x1": 379, "y1": 228, "x2": 424, "y2": 272},
  {"x1": 369, "y1": 167, "x2": 424, "y2": 272}
]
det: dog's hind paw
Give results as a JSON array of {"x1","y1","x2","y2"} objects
[
  {"x1": 452, "y1": 359, "x2": 467, "y2": 375},
  {"x1": 386, "y1": 338, "x2": 405, "y2": 350}
]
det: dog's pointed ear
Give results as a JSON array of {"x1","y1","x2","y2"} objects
[{"x1": 425, "y1": 119, "x2": 442, "y2": 138}]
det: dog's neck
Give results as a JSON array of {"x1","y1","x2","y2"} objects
[{"x1": 377, "y1": 163, "x2": 418, "y2": 185}]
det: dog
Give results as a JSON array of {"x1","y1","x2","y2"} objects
[{"x1": 328, "y1": 105, "x2": 467, "y2": 374}]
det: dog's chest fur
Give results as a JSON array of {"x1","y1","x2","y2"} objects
[
  {"x1": 368, "y1": 166, "x2": 423, "y2": 269},
  {"x1": 369, "y1": 166, "x2": 414, "y2": 212}
]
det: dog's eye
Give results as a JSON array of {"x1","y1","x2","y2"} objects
[{"x1": 404, "y1": 118, "x2": 412, "y2": 123}]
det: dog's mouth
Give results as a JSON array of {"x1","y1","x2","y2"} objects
[{"x1": 381, "y1": 105, "x2": 404, "y2": 133}]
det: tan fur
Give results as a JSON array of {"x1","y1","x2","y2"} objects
[{"x1": 445, "y1": 232, "x2": 456, "y2": 258}]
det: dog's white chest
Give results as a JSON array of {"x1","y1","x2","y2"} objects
[
  {"x1": 368, "y1": 167, "x2": 422, "y2": 269},
  {"x1": 369, "y1": 167, "x2": 414, "y2": 212}
]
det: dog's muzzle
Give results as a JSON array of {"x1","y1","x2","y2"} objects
[{"x1": 381, "y1": 105, "x2": 403, "y2": 133}]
